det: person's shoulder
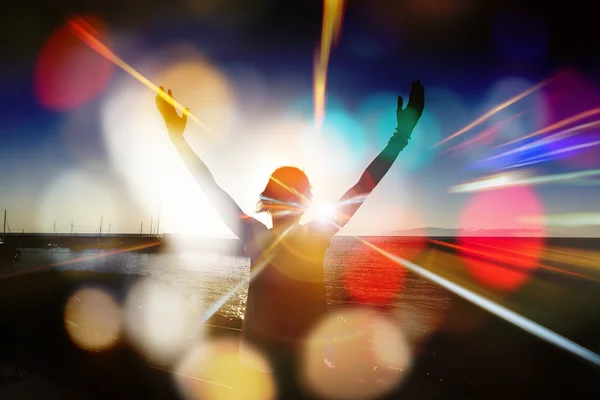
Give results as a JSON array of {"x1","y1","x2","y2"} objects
[
  {"x1": 244, "y1": 219, "x2": 268, "y2": 241},
  {"x1": 243, "y1": 220, "x2": 270, "y2": 256}
]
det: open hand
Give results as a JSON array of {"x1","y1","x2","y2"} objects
[
  {"x1": 155, "y1": 87, "x2": 189, "y2": 138},
  {"x1": 396, "y1": 80, "x2": 425, "y2": 134}
]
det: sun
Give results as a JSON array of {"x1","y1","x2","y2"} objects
[{"x1": 314, "y1": 201, "x2": 337, "y2": 223}]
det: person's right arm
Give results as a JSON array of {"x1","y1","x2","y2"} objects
[{"x1": 156, "y1": 87, "x2": 264, "y2": 243}]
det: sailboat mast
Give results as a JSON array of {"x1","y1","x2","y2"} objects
[
  {"x1": 99, "y1": 216, "x2": 103, "y2": 236},
  {"x1": 2, "y1": 210, "x2": 6, "y2": 242},
  {"x1": 108, "y1": 223, "x2": 111, "y2": 235},
  {"x1": 156, "y1": 206, "x2": 161, "y2": 237}
]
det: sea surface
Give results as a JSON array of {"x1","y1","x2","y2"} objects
[
  {"x1": 3, "y1": 236, "x2": 600, "y2": 398},
  {"x1": 8, "y1": 235, "x2": 600, "y2": 340},
  {"x1": 10, "y1": 237, "x2": 453, "y2": 339}
]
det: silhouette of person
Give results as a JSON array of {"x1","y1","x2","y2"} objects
[{"x1": 156, "y1": 81, "x2": 425, "y2": 398}]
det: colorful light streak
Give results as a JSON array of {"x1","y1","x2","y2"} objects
[
  {"x1": 62, "y1": 8, "x2": 600, "y2": 374},
  {"x1": 522, "y1": 213, "x2": 600, "y2": 227},
  {"x1": 450, "y1": 169, "x2": 600, "y2": 193},
  {"x1": 0, "y1": 241, "x2": 160, "y2": 280},
  {"x1": 484, "y1": 120, "x2": 600, "y2": 164},
  {"x1": 499, "y1": 139, "x2": 600, "y2": 170},
  {"x1": 66, "y1": 16, "x2": 220, "y2": 141},
  {"x1": 438, "y1": 109, "x2": 532, "y2": 156},
  {"x1": 433, "y1": 75, "x2": 560, "y2": 148},
  {"x1": 433, "y1": 239, "x2": 600, "y2": 283},
  {"x1": 314, "y1": 0, "x2": 345, "y2": 132},
  {"x1": 356, "y1": 237, "x2": 600, "y2": 367},
  {"x1": 493, "y1": 107, "x2": 600, "y2": 150}
]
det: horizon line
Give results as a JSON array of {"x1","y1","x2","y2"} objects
[{"x1": 1, "y1": 232, "x2": 596, "y2": 239}]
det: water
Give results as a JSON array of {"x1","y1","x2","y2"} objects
[
  {"x1": 11, "y1": 237, "x2": 453, "y2": 339},
  {"x1": 5, "y1": 236, "x2": 600, "y2": 398}
]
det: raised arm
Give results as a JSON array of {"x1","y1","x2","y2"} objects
[
  {"x1": 323, "y1": 80, "x2": 425, "y2": 234},
  {"x1": 155, "y1": 87, "x2": 264, "y2": 243}
]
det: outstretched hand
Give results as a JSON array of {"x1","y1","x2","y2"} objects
[
  {"x1": 396, "y1": 80, "x2": 425, "y2": 134},
  {"x1": 155, "y1": 87, "x2": 189, "y2": 138}
]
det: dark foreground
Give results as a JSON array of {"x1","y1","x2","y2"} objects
[{"x1": 1, "y1": 237, "x2": 599, "y2": 399}]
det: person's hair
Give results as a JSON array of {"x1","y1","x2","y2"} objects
[{"x1": 256, "y1": 166, "x2": 312, "y2": 215}]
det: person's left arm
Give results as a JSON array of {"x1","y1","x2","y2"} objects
[{"x1": 313, "y1": 80, "x2": 425, "y2": 236}]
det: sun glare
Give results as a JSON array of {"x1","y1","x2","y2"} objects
[
  {"x1": 101, "y1": 53, "x2": 236, "y2": 236},
  {"x1": 315, "y1": 201, "x2": 336, "y2": 222}
]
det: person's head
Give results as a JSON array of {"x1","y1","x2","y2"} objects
[{"x1": 256, "y1": 166, "x2": 312, "y2": 222}]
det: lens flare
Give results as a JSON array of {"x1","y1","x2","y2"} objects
[
  {"x1": 63, "y1": 287, "x2": 122, "y2": 352},
  {"x1": 394, "y1": 267, "x2": 453, "y2": 347},
  {"x1": 434, "y1": 74, "x2": 562, "y2": 148},
  {"x1": 301, "y1": 308, "x2": 412, "y2": 400},
  {"x1": 100, "y1": 58, "x2": 234, "y2": 236},
  {"x1": 124, "y1": 277, "x2": 203, "y2": 365},
  {"x1": 494, "y1": 107, "x2": 600, "y2": 150},
  {"x1": 314, "y1": 0, "x2": 346, "y2": 132},
  {"x1": 450, "y1": 169, "x2": 600, "y2": 193},
  {"x1": 354, "y1": 237, "x2": 600, "y2": 367},
  {"x1": 457, "y1": 186, "x2": 545, "y2": 290},
  {"x1": 175, "y1": 338, "x2": 276, "y2": 400},
  {"x1": 504, "y1": 138, "x2": 600, "y2": 170},
  {"x1": 156, "y1": 54, "x2": 237, "y2": 141},
  {"x1": 35, "y1": 15, "x2": 114, "y2": 110},
  {"x1": 38, "y1": 169, "x2": 120, "y2": 234},
  {"x1": 66, "y1": 15, "x2": 220, "y2": 140},
  {"x1": 484, "y1": 120, "x2": 600, "y2": 164},
  {"x1": 314, "y1": 201, "x2": 336, "y2": 222},
  {"x1": 522, "y1": 213, "x2": 600, "y2": 227}
]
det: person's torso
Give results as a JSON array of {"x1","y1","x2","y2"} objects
[{"x1": 243, "y1": 225, "x2": 331, "y2": 347}]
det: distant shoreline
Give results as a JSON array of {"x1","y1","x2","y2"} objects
[{"x1": 2, "y1": 232, "x2": 599, "y2": 239}]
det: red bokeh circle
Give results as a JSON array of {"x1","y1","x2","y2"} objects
[
  {"x1": 35, "y1": 15, "x2": 114, "y2": 111},
  {"x1": 457, "y1": 186, "x2": 546, "y2": 291}
]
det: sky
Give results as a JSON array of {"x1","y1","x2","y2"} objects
[{"x1": 1, "y1": 0, "x2": 600, "y2": 236}]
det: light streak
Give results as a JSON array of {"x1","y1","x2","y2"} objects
[
  {"x1": 499, "y1": 139, "x2": 600, "y2": 170},
  {"x1": 66, "y1": 16, "x2": 220, "y2": 140},
  {"x1": 450, "y1": 169, "x2": 600, "y2": 193},
  {"x1": 485, "y1": 120, "x2": 600, "y2": 164},
  {"x1": 434, "y1": 75, "x2": 560, "y2": 148},
  {"x1": 200, "y1": 208, "x2": 600, "y2": 369},
  {"x1": 438, "y1": 109, "x2": 532, "y2": 156},
  {"x1": 200, "y1": 225, "x2": 294, "y2": 324},
  {"x1": 354, "y1": 237, "x2": 600, "y2": 367},
  {"x1": 438, "y1": 127, "x2": 495, "y2": 156},
  {"x1": 521, "y1": 213, "x2": 600, "y2": 227},
  {"x1": 0, "y1": 241, "x2": 160, "y2": 280},
  {"x1": 147, "y1": 364, "x2": 233, "y2": 389},
  {"x1": 434, "y1": 238, "x2": 600, "y2": 283},
  {"x1": 314, "y1": 0, "x2": 345, "y2": 132},
  {"x1": 493, "y1": 107, "x2": 600, "y2": 150}
]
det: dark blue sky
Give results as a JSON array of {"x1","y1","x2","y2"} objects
[{"x1": 1, "y1": 0, "x2": 599, "y2": 235}]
